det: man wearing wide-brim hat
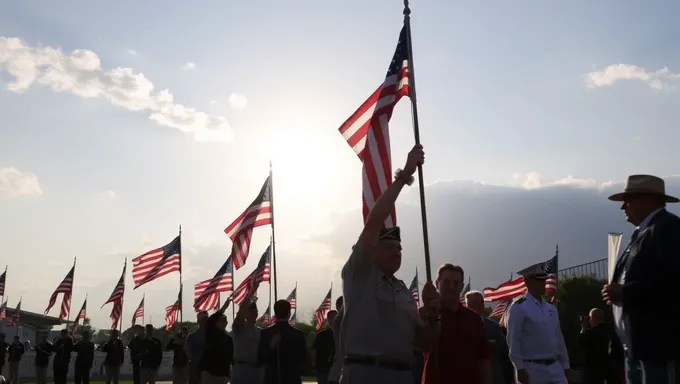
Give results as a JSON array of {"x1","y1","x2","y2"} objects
[{"x1": 602, "y1": 174, "x2": 680, "y2": 384}]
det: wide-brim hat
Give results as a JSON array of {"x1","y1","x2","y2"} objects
[{"x1": 608, "y1": 174, "x2": 679, "y2": 203}]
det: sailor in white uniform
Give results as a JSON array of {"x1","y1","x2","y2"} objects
[{"x1": 506, "y1": 263, "x2": 570, "y2": 384}]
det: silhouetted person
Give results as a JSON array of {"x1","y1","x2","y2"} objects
[
  {"x1": 74, "y1": 331, "x2": 95, "y2": 384},
  {"x1": 166, "y1": 326, "x2": 189, "y2": 384},
  {"x1": 34, "y1": 335, "x2": 52, "y2": 384},
  {"x1": 313, "y1": 310, "x2": 337, "y2": 384},
  {"x1": 52, "y1": 330, "x2": 73, "y2": 384},
  {"x1": 99, "y1": 329, "x2": 124, "y2": 384},
  {"x1": 128, "y1": 326, "x2": 144, "y2": 384},
  {"x1": 199, "y1": 311, "x2": 233, "y2": 383},
  {"x1": 7, "y1": 336, "x2": 23, "y2": 384},
  {"x1": 258, "y1": 299, "x2": 306, "y2": 384},
  {"x1": 0, "y1": 334, "x2": 7, "y2": 381},
  {"x1": 184, "y1": 311, "x2": 209, "y2": 384},
  {"x1": 139, "y1": 324, "x2": 163, "y2": 384}
]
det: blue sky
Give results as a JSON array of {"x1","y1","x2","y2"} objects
[{"x1": 1, "y1": 0, "x2": 679, "y2": 328}]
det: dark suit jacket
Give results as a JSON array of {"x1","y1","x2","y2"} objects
[
  {"x1": 257, "y1": 320, "x2": 306, "y2": 384},
  {"x1": 612, "y1": 209, "x2": 680, "y2": 361},
  {"x1": 579, "y1": 324, "x2": 610, "y2": 370}
]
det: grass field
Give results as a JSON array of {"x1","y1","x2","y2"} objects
[{"x1": 21, "y1": 378, "x2": 318, "y2": 384}]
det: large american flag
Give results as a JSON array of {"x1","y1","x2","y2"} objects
[
  {"x1": 338, "y1": 26, "x2": 410, "y2": 227},
  {"x1": 0, "y1": 267, "x2": 6, "y2": 296},
  {"x1": 233, "y1": 246, "x2": 271, "y2": 304},
  {"x1": 102, "y1": 262, "x2": 126, "y2": 330},
  {"x1": 286, "y1": 286, "x2": 297, "y2": 310},
  {"x1": 483, "y1": 277, "x2": 527, "y2": 302},
  {"x1": 165, "y1": 290, "x2": 181, "y2": 330},
  {"x1": 132, "y1": 297, "x2": 144, "y2": 326},
  {"x1": 71, "y1": 298, "x2": 87, "y2": 335},
  {"x1": 258, "y1": 304, "x2": 272, "y2": 327},
  {"x1": 44, "y1": 265, "x2": 74, "y2": 320},
  {"x1": 314, "y1": 287, "x2": 332, "y2": 331},
  {"x1": 194, "y1": 256, "x2": 234, "y2": 312},
  {"x1": 0, "y1": 299, "x2": 7, "y2": 321},
  {"x1": 7, "y1": 299, "x2": 20, "y2": 327},
  {"x1": 132, "y1": 236, "x2": 181, "y2": 289},
  {"x1": 224, "y1": 176, "x2": 272, "y2": 269},
  {"x1": 408, "y1": 272, "x2": 419, "y2": 306}
]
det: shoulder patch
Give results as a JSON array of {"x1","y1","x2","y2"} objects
[{"x1": 514, "y1": 297, "x2": 527, "y2": 304}]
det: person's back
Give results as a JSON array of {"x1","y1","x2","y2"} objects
[
  {"x1": 258, "y1": 300, "x2": 306, "y2": 384},
  {"x1": 482, "y1": 317, "x2": 512, "y2": 384}
]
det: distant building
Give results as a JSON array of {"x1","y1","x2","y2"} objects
[{"x1": 0, "y1": 307, "x2": 66, "y2": 345}]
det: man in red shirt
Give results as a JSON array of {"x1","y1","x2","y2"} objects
[{"x1": 420, "y1": 264, "x2": 492, "y2": 384}]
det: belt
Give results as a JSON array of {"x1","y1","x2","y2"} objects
[
  {"x1": 344, "y1": 355, "x2": 410, "y2": 371},
  {"x1": 234, "y1": 360, "x2": 261, "y2": 367},
  {"x1": 524, "y1": 358, "x2": 557, "y2": 365}
]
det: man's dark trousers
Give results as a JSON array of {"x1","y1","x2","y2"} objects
[
  {"x1": 316, "y1": 368, "x2": 330, "y2": 384},
  {"x1": 132, "y1": 361, "x2": 141, "y2": 384},
  {"x1": 53, "y1": 363, "x2": 69, "y2": 384},
  {"x1": 74, "y1": 363, "x2": 91, "y2": 384}
]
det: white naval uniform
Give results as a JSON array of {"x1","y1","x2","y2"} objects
[{"x1": 506, "y1": 292, "x2": 569, "y2": 384}]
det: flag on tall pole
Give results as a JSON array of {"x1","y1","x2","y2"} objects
[
  {"x1": 71, "y1": 296, "x2": 87, "y2": 335},
  {"x1": 7, "y1": 298, "x2": 21, "y2": 327},
  {"x1": 103, "y1": 260, "x2": 126, "y2": 330},
  {"x1": 232, "y1": 246, "x2": 271, "y2": 304},
  {"x1": 0, "y1": 298, "x2": 8, "y2": 321},
  {"x1": 165, "y1": 289, "x2": 181, "y2": 330},
  {"x1": 44, "y1": 262, "x2": 75, "y2": 320},
  {"x1": 0, "y1": 266, "x2": 6, "y2": 297},
  {"x1": 194, "y1": 256, "x2": 234, "y2": 312},
  {"x1": 314, "y1": 285, "x2": 332, "y2": 331},
  {"x1": 132, "y1": 236, "x2": 181, "y2": 289},
  {"x1": 132, "y1": 296, "x2": 145, "y2": 326},
  {"x1": 338, "y1": 0, "x2": 432, "y2": 279}
]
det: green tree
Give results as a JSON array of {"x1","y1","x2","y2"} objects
[
  {"x1": 554, "y1": 275, "x2": 607, "y2": 368},
  {"x1": 482, "y1": 306, "x2": 492, "y2": 317}
]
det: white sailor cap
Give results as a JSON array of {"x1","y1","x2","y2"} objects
[{"x1": 517, "y1": 262, "x2": 549, "y2": 280}]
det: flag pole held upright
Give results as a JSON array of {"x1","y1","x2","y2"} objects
[
  {"x1": 269, "y1": 161, "x2": 278, "y2": 301},
  {"x1": 179, "y1": 224, "x2": 183, "y2": 324},
  {"x1": 403, "y1": 0, "x2": 433, "y2": 281}
]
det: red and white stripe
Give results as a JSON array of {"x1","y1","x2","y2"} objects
[
  {"x1": 314, "y1": 288, "x2": 333, "y2": 331},
  {"x1": 44, "y1": 266, "x2": 74, "y2": 320},
  {"x1": 489, "y1": 300, "x2": 510, "y2": 318},
  {"x1": 194, "y1": 274, "x2": 233, "y2": 312},
  {"x1": 233, "y1": 265, "x2": 270, "y2": 304},
  {"x1": 165, "y1": 301, "x2": 180, "y2": 330},
  {"x1": 132, "y1": 298, "x2": 144, "y2": 326},
  {"x1": 110, "y1": 301, "x2": 122, "y2": 330},
  {"x1": 7, "y1": 300, "x2": 20, "y2": 327},
  {"x1": 71, "y1": 299, "x2": 87, "y2": 335},
  {"x1": 132, "y1": 237, "x2": 181, "y2": 288},
  {"x1": 483, "y1": 277, "x2": 527, "y2": 302}
]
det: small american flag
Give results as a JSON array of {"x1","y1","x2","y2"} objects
[
  {"x1": 0, "y1": 267, "x2": 6, "y2": 296},
  {"x1": 103, "y1": 261, "x2": 126, "y2": 329},
  {"x1": 286, "y1": 286, "x2": 297, "y2": 310},
  {"x1": 483, "y1": 277, "x2": 527, "y2": 302},
  {"x1": 233, "y1": 246, "x2": 271, "y2": 304},
  {"x1": 258, "y1": 304, "x2": 272, "y2": 327},
  {"x1": 224, "y1": 176, "x2": 272, "y2": 269},
  {"x1": 0, "y1": 299, "x2": 7, "y2": 321},
  {"x1": 7, "y1": 299, "x2": 21, "y2": 327},
  {"x1": 544, "y1": 254, "x2": 559, "y2": 301},
  {"x1": 338, "y1": 25, "x2": 410, "y2": 227},
  {"x1": 71, "y1": 298, "x2": 87, "y2": 335},
  {"x1": 289, "y1": 309, "x2": 297, "y2": 326},
  {"x1": 194, "y1": 256, "x2": 234, "y2": 312},
  {"x1": 459, "y1": 278, "x2": 471, "y2": 304},
  {"x1": 489, "y1": 300, "x2": 511, "y2": 319},
  {"x1": 314, "y1": 287, "x2": 332, "y2": 331},
  {"x1": 132, "y1": 297, "x2": 144, "y2": 326},
  {"x1": 44, "y1": 265, "x2": 74, "y2": 320},
  {"x1": 132, "y1": 236, "x2": 181, "y2": 289},
  {"x1": 165, "y1": 291, "x2": 181, "y2": 330},
  {"x1": 408, "y1": 271, "x2": 419, "y2": 306}
]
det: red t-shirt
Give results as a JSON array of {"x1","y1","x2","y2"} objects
[{"x1": 421, "y1": 305, "x2": 491, "y2": 384}]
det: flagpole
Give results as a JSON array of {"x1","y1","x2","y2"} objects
[
  {"x1": 1, "y1": 265, "x2": 6, "y2": 308},
  {"x1": 15, "y1": 296, "x2": 21, "y2": 337},
  {"x1": 402, "y1": 0, "x2": 432, "y2": 281},
  {"x1": 179, "y1": 225, "x2": 183, "y2": 324},
  {"x1": 231, "y1": 258, "x2": 236, "y2": 321},
  {"x1": 118, "y1": 258, "x2": 127, "y2": 331},
  {"x1": 269, "y1": 162, "x2": 278, "y2": 301},
  {"x1": 67, "y1": 257, "x2": 76, "y2": 329},
  {"x1": 143, "y1": 293, "x2": 146, "y2": 325}
]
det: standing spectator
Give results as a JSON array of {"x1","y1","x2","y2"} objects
[
  {"x1": 313, "y1": 310, "x2": 337, "y2": 384},
  {"x1": 184, "y1": 311, "x2": 209, "y2": 384},
  {"x1": 74, "y1": 331, "x2": 95, "y2": 384},
  {"x1": 34, "y1": 335, "x2": 52, "y2": 384},
  {"x1": 578, "y1": 309, "x2": 612, "y2": 384},
  {"x1": 139, "y1": 324, "x2": 163, "y2": 384},
  {"x1": 99, "y1": 330, "x2": 124, "y2": 384},
  {"x1": 232, "y1": 286, "x2": 264, "y2": 384},
  {"x1": 327, "y1": 296, "x2": 344, "y2": 384},
  {"x1": 7, "y1": 336, "x2": 24, "y2": 384},
  {"x1": 199, "y1": 311, "x2": 233, "y2": 384},
  {"x1": 603, "y1": 175, "x2": 680, "y2": 384},
  {"x1": 128, "y1": 326, "x2": 144, "y2": 384},
  {"x1": 53, "y1": 330, "x2": 74, "y2": 384},
  {"x1": 0, "y1": 334, "x2": 7, "y2": 378},
  {"x1": 258, "y1": 300, "x2": 306, "y2": 384},
  {"x1": 166, "y1": 326, "x2": 190, "y2": 384}
]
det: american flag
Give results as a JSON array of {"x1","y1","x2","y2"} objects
[
  {"x1": 489, "y1": 300, "x2": 511, "y2": 319},
  {"x1": 338, "y1": 26, "x2": 410, "y2": 227},
  {"x1": 459, "y1": 278, "x2": 471, "y2": 304},
  {"x1": 132, "y1": 297, "x2": 144, "y2": 326},
  {"x1": 544, "y1": 254, "x2": 559, "y2": 300},
  {"x1": 408, "y1": 272, "x2": 419, "y2": 306},
  {"x1": 194, "y1": 256, "x2": 234, "y2": 312},
  {"x1": 286, "y1": 286, "x2": 297, "y2": 310},
  {"x1": 71, "y1": 298, "x2": 87, "y2": 335},
  {"x1": 289, "y1": 309, "x2": 297, "y2": 326},
  {"x1": 258, "y1": 304, "x2": 272, "y2": 327},
  {"x1": 102, "y1": 262, "x2": 126, "y2": 329},
  {"x1": 132, "y1": 236, "x2": 181, "y2": 289},
  {"x1": 233, "y1": 246, "x2": 271, "y2": 305},
  {"x1": 314, "y1": 287, "x2": 332, "y2": 331},
  {"x1": 44, "y1": 265, "x2": 74, "y2": 320},
  {"x1": 0, "y1": 267, "x2": 6, "y2": 296},
  {"x1": 0, "y1": 299, "x2": 7, "y2": 321},
  {"x1": 7, "y1": 299, "x2": 21, "y2": 327},
  {"x1": 224, "y1": 176, "x2": 272, "y2": 269},
  {"x1": 165, "y1": 291, "x2": 181, "y2": 330},
  {"x1": 483, "y1": 277, "x2": 527, "y2": 302}
]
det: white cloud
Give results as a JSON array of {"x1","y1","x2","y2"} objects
[
  {"x1": 586, "y1": 64, "x2": 680, "y2": 90},
  {"x1": 228, "y1": 93, "x2": 248, "y2": 109},
  {"x1": 521, "y1": 172, "x2": 614, "y2": 190},
  {"x1": 0, "y1": 166, "x2": 43, "y2": 197},
  {"x1": 0, "y1": 37, "x2": 233, "y2": 143},
  {"x1": 182, "y1": 62, "x2": 196, "y2": 71},
  {"x1": 210, "y1": 100, "x2": 217, "y2": 105},
  {"x1": 126, "y1": 48, "x2": 137, "y2": 56},
  {"x1": 97, "y1": 190, "x2": 118, "y2": 199}
]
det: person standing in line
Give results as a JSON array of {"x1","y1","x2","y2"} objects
[
  {"x1": 313, "y1": 310, "x2": 337, "y2": 384},
  {"x1": 340, "y1": 144, "x2": 437, "y2": 384},
  {"x1": 506, "y1": 263, "x2": 570, "y2": 384},
  {"x1": 184, "y1": 311, "x2": 209, "y2": 384},
  {"x1": 0, "y1": 334, "x2": 7, "y2": 378},
  {"x1": 128, "y1": 326, "x2": 144, "y2": 384},
  {"x1": 231, "y1": 285, "x2": 264, "y2": 384},
  {"x1": 74, "y1": 331, "x2": 95, "y2": 384},
  {"x1": 99, "y1": 329, "x2": 124, "y2": 384},
  {"x1": 7, "y1": 336, "x2": 23, "y2": 384},
  {"x1": 33, "y1": 335, "x2": 52, "y2": 384},
  {"x1": 52, "y1": 330, "x2": 73, "y2": 384},
  {"x1": 199, "y1": 311, "x2": 234, "y2": 384},
  {"x1": 578, "y1": 309, "x2": 614, "y2": 384},
  {"x1": 166, "y1": 326, "x2": 190, "y2": 384},
  {"x1": 602, "y1": 174, "x2": 680, "y2": 384},
  {"x1": 466, "y1": 290, "x2": 514, "y2": 384},
  {"x1": 327, "y1": 296, "x2": 344, "y2": 384},
  {"x1": 257, "y1": 300, "x2": 306, "y2": 384},
  {"x1": 139, "y1": 324, "x2": 163, "y2": 384}
]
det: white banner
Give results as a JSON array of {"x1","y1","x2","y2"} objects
[{"x1": 608, "y1": 232, "x2": 623, "y2": 282}]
